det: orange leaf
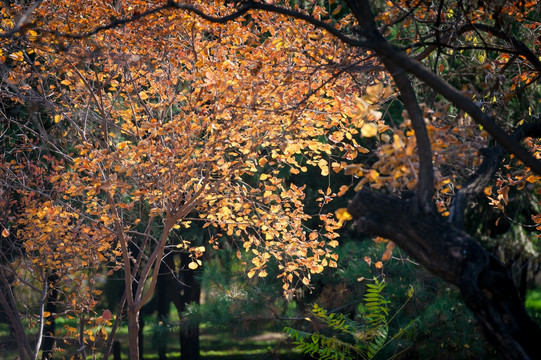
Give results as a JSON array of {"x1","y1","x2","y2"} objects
[
  {"x1": 337, "y1": 185, "x2": 349, "y2": 197},
  {"x1": 363, "y1": 256, "x2": 372, "y2": 266},
  {"x1": 381, "y1": 241, "x2": 396, "y2": 261}
]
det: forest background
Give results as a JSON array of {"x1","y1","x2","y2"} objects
[{"x1": 1, "y1": 0, "x2": 541, "y2": 359}]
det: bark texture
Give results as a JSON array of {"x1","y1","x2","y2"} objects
[{"x1": 348, "y1": 189, "x2": 541, "y2": 360}]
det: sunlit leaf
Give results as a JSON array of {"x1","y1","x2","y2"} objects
[{"x1": 361, "y1": 123, "x2": 378, "y2": 137}]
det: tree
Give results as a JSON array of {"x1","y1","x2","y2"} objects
[
  {"x1": 2, "y1": 0, "x2": 541, "y2": 359},
  {"x1": 1, "y1": 1, "x2": 351, "y2": 358}
]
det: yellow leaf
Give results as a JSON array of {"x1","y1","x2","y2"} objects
[
  {"x1": 117, "y1": 141, "x2": 131, "y2": 150},
  {"x1": 258, "y1": 270, "x2": 268, "y2": 277},
  {"x1": 60, "y1": 79, "x2": 71, "y2": 86},
  {"x1": 139, "y1": 91, "x2": 149, "y2": 100},
  {"x1": 375, "y1": 261, "x2": 383, "y2": 269},
  {"x1": 54, "y1": 114, "x2": 62, "y2": 123},
  {"x1": 335, "y1": 208, "x2": 353, "y2": 223},
  {"x1": 188, "y1": 261, "x2": 198, "y2": 270},
  {"x1": 302, "y1": 277, "x2": 310, "y2": 286},
  {"x1": 365, "y1": 83, "x2": 383, "y2": 103},
  {"x1": 43, "y1": 311, "x2": 51, "y2": 317},
  {"x1": 328, "y1": 240, "x2": 339, "y2": 247},
  {"x1": 356, "y1": 97, "x2": 370, "y2": 116},
  {"x1": 98, "y1": 327, "x2": 108, "y2": 340},
  {"x1": 407, "y1": 285, "x2": 414, "y2": 298},
  {"x1": 27, "y1": 30, "x2": 38, "y2": 40},
  {"x1": 9, "y1": 51, "x2": 23, "y2": 62},
  {"x1": 361, "y1": 123, "x2": 378, "y2": 137},
  {"x1": 366, "y1": 169, "x2": 379, "y2": 182},
  {"x1": 392, "y1": 134, "x2": 404, "y2": 149},
  {"x1": 318, "y1": 159, "x2": 329, "y2": 176}
]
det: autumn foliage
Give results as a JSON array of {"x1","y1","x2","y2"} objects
[{"x1": 1, "y1": 0, "x2": 541, "y2": 359}]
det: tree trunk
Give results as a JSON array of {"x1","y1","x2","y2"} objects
[
  {"x1": 42, "y1": 274, "x2": 58, "y2": 360},
  {"x1": 347, "y1": 189, "x2": 541, "y2": 360},
  {"x1": 127, "y1": 308, "x2": 140, "y2": 360},
  {"x1": 138, "y1": 312, "x2": 145, "y2": 360},
  {"x1": 178, "y1": 253, "x2": 201, "y2": 360},
  {"x1": 156, "y1": 255, "x2": 178, "y2": 360},
  {"x1": 0, "y1": 272, "x2": 32, "y2": 360},
  {"x1": 113, "y1": 341, "x2": 121, "y2": 360}
]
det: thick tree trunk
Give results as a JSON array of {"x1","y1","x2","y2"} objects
[
  {"x1": 42, "y1": 274, "x2": 58, "y2": 360},
  {"x1": 347, "y1": 189, "x2": 541, "y2": 360},
  {"x1": 0, "y1": 272, "x2": 32, "y2": 360}
]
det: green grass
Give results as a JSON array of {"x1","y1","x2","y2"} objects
[
  {"x1": 526, "y1": 288, "x2": 541, "y2": 311},
  {"x1": 526, "y1": 287, "x2": 541, "y2": 327},
  {"x1": 0, "y1": 318, "x2": 299, "y2": 359}
]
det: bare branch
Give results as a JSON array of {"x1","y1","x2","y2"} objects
[{"x1": 415, "y1": 23, "x2": 541, "y2": 74}]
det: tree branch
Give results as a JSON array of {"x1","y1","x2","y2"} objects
[
  {"x1": 381, "y1": 57, "x2": 435, "y2": 210},
  {"x1": 414, "y1": 22, "x2": 541, "y2": 74},
  {"x1": 40, "y1": 0, "x2": 371, "y2": 48},
  {"x1": 347, "y1": 189, "x2": 541, "y2": 360},
  {"x1": 168, "y1": 0, "x2": 371, "y2": 47},
  {"x1": 460, "y1": 23, "x2": 541, "y2": 73},
  {"x1": 450, "y1": 122, "x2": 541, "y2": 228},
  {"x1": 344, "y1": 0, "x2": 434, "y2": 209},
  {"x1": 0, "y1": 0, "x2": 44, "y2": 38},
  {"x1": 374, "y1": 43, "x2": 541, "y2": 175}
]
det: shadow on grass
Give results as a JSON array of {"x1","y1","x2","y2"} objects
[{"x1": 0, "y1": 320, "x2": 300, "y2": 359}]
